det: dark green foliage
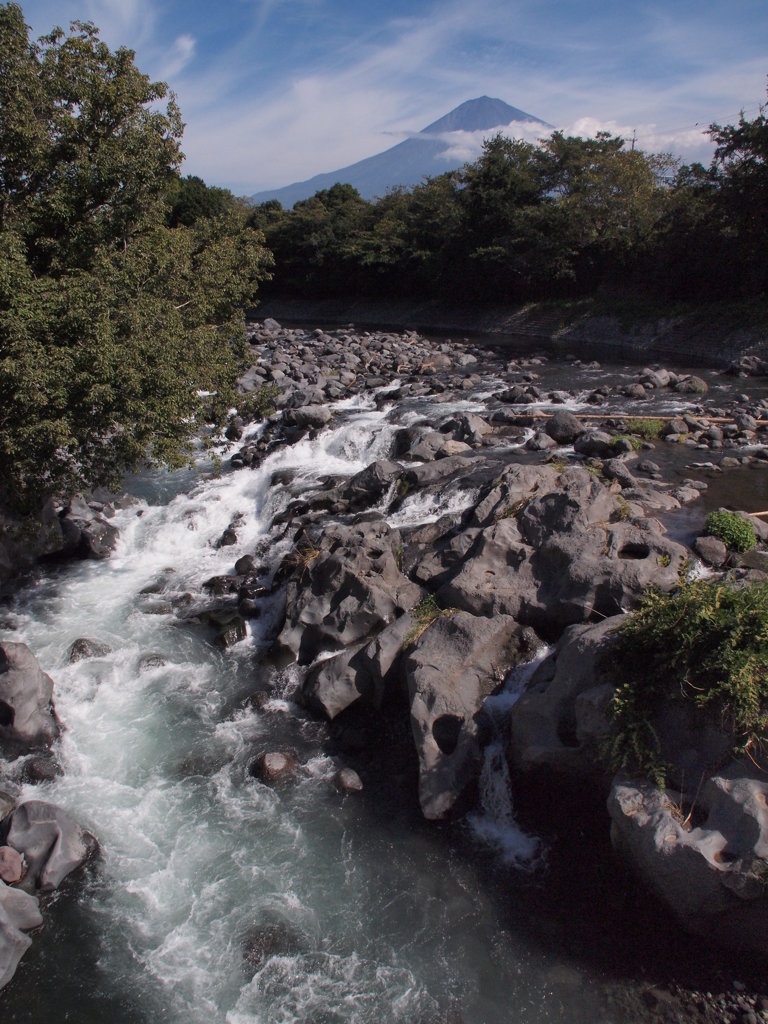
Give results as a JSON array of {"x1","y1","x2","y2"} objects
[
  {"x1": 259, "y1": 91, "x2": 768, "y2": 307},
  {"x1": 166, "y1": 175, "x2": 235, "y2": 228},
  {"x1": 705, "y1": 510, "x2": 756, "y2": 552},
  {"x1": 606, "y1": 580, "x2": 768, "y2": 783},
  {"x1": 238, "y1": 382, "x2": 279, "y2": 420},
  {"x1": 0, "y1": 4, "x2": 272, "y2": 509}
]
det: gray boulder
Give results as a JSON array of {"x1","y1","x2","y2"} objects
[
  {"x1": 340, "y1": 460, "x2": 402, "y2": 509},
  {"x1": 545, "y1": 411, "x2": 586, "y2": 444},
  {"x1": 400, "y1": 455, "x2": 471, "y2": 490},
  {"x1": 440, "y1": 468, "x2": 685, "y2": 630},
  {"x1": 0, "y1": 847, "x2": 23, "y2": 884},
  {"x1": 0, "y1": 642, "x2": 60, "y2": 752},
  {"x1": 674, "y1": 375, "x2": 708, "y2": 395},
  {"x1": 525, "y1": 431, "x2": 557, "y2": 452},
  {"x1": 282, "y1": 405, "x2": 332, "y2": 429},
  {"x1": 694, "y1": 534, "x2": 728, "y2": 567},
  {"x1": 0, "y1": 882, "x2": 42, "y2": 990},
  {"x1": 6, "y1": 800, "x2": 98, "y2": 892},
  {"x1": 573, "y1": 431, "x2": 615, "y2": 458},
  {"x1": 59, "y1": 495, "x2": 119, "y2": 560},
  {"x1": 301, "y1": 613, "x2": 413, "y2": 720},
  {"x1": 404, "y1": 611, "x2": 525, "y2": 820},
  {"x1": 641, "y1": 367, "x2": 671, "y2": 388},
  {"x1": 280, "y1": 521, "x2": 421, "y2": 664},
  {"x1": 609, "y1": 766, "x2": 768, "y2": 952},
  {"x1": 508, "y1": 617, "x2": 621, "y2": 774}
]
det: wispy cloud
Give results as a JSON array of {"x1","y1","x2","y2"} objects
[{"x1": 158, "y1": 33, "x2": 196, "y2": 81}]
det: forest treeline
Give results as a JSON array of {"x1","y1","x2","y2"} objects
[{"x1": 247, "y1": 108, "x2": 768, "y2": 306}]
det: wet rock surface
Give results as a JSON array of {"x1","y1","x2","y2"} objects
[
  {"x1": 7, "y1": 317, "x2": 768, "y2": 1015},
  {"x1": 0, "y1": 641, "x2": 60, "y2": 752}
]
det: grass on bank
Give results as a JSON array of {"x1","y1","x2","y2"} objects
[
  {"x1": 604, "y1": 578, "x2": 768, "y2": 785},
  {"x1": 404, "y1": 594, "x2": 455, "y2": 648}
]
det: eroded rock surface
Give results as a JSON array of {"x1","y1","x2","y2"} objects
[
  {"x1": 404, "y1": 611, "x2": 530, "y2": 820},
  {"x1": 608, "y1": 767, "x2": 768, "y2": 951},
  {"x1": 0, "y1": 642, "x2": 60, "y2": 753},
  {"x1": 6, "y1": 800, "x2": 98, "y2": 893},
  {"x1": 279, "y1": 520, "x2": 421, "y2": 664}
]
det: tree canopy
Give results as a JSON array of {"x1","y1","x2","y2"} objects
[
  {"x1": 0, "y1": 4, "x2": 272, "y2": 510},
  {"x1": 257, "y1": 91, "x2": 768, "y2": 307}
]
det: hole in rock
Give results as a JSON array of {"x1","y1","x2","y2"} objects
[
  {"x1": 618, "y1": 542, "x2": 651, "y2": 560},
  {"x1": 0, "y1": 701, "x2": 14, "y2": 727},
  {"x1": 556, "y1": 716, "x2": 580, "y2": 749},
  {"x1": 714, "y1": 848, "x2": 739, "y2": 864},
  {"x1": 432, "y1": 714, "x2": 463, "y2": 755}
]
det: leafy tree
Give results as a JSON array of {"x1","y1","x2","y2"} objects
[
  {"x1": 0, "y1": 4, "x2": 271, "y2": 509},
  {"x1": 263, "y1": 182, "x2": 372, "y2": 297},
  {"x1": 708, "y1": 98, "x2": 768, "y2": 295},
  {"x1": 534, "y1": 131, "x2": 673, "y2": 291},
  {"x1": 166, "y1": 175, "x2": 235, "y2": 228},
  {"x1": 455, "y1": 134, "x2": 549, "y2": 300}
]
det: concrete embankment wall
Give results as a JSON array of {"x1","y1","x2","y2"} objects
[{"x1": 251, "y1": 298, "x2": 768, "y2": 369}]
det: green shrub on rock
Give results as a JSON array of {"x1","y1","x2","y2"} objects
[
  {"x1": 605, "y1": 579, "x2": 768, "y2": 784},
  {"x1": 622, "y1": 417, "x2": 665, "y2": 441},
  {"x1": 705, "y1": 510, "x2": 756, "y2": 552}
]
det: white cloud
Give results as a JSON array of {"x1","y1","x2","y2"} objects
[{"x1": 158, "y1": 33, "x2": 196, "y2": 81}]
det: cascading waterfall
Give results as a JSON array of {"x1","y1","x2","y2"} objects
[
  {"x1": 468, "y1": 651, "x2": 551, "y2": 869},
  {"x1": 1, "y1": 392, "x2": 609, "y2": 1024}
]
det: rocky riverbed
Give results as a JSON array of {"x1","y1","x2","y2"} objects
[{"x1": 3, "y1": 319, "x2": 768, "y2": 1022}]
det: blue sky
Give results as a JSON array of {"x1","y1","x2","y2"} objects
[{"x1": 16, "y1": 0, "x2": 768, "y2": 195}]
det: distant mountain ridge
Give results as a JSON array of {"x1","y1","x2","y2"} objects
[{"x1": 250, "y1": 96, "x2": 551, "y2": 209}]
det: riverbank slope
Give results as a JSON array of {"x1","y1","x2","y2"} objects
[{"x1": 252, "y1": 297, "x2": 768, "y2": 368}]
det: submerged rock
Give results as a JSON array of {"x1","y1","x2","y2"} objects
[
  {"x1": 249, "y1": 751, "x2": 298, "y2": 784},
  {"x1": 242, "y1": 915, "x2": 306, "y2": 969},
  {"x1": 334, "y1": 767, "x2": 364, "y2": 793},
  {"x1": 69, "y1": 637, "x2": 112, "y2": 663}
]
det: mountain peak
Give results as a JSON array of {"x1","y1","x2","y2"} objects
[
  {"x1": 421, "y1": 96, "x2": 549, "y2": 134},
  {"x1": 250, "y1": 96, "x2": 552, "y2": 207}
]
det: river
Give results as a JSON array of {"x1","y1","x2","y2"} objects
[{"x1": 2, "y1": 349, "x2": 766, "y2": 1023}]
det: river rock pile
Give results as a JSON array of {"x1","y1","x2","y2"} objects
[
  {"x1": 0, "y1": 493, "x2": 128, "y2": 593},
  {"x1": 205, "y1": 319, "x2": 768, "y2": 961},
  {"x1": 6, "y1": 316, "x2": 768, "y2": 993},
  {"x1": 0, "y1": 642, "x2": 98, "y2": 990}
]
